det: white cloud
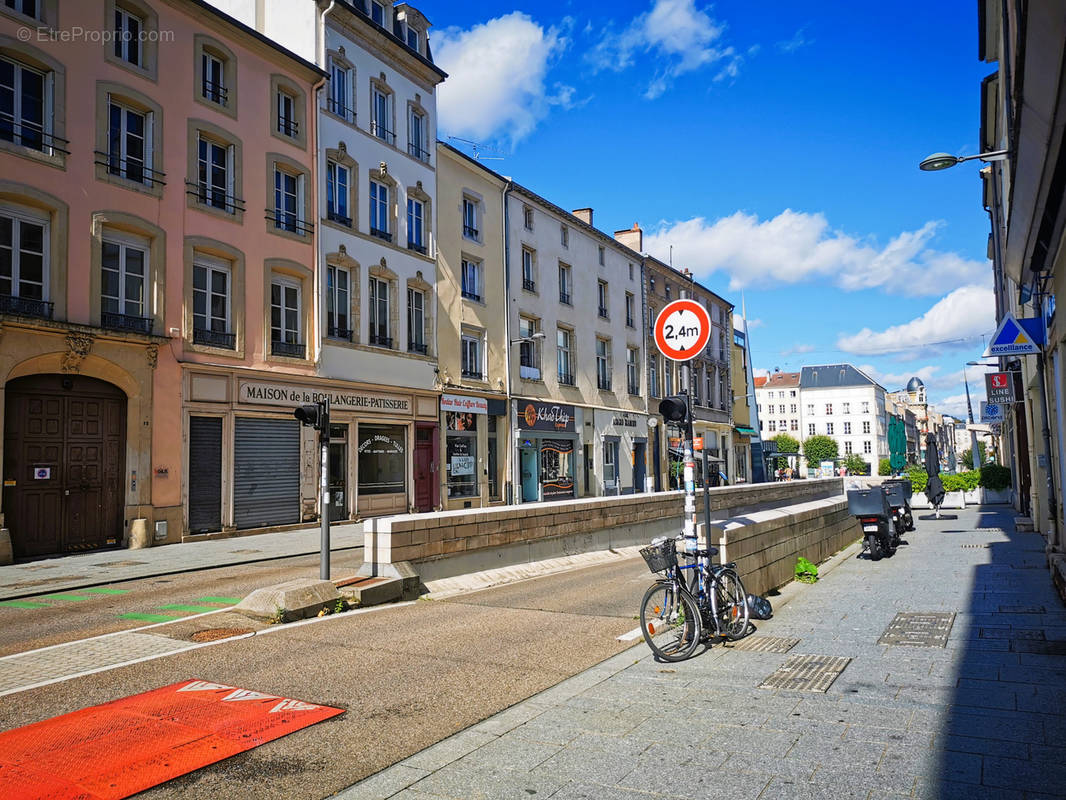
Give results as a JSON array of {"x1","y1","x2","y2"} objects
[
  {"x1": 589, "y1": 0, "x2": 741, "y2": 98},
  {"x1": 434, "y1": 13, "x2": 571, "y2": 145},
  {"x1": 780, "y1": 343, "x2": 815, "y2": 357},
  {"x1": 931, "y1": 393, "x2": 971, "y2": 419},
  {"x1": 856, "y1": 365, "x2": 970, "y2": 393},
  {"x1": 836, "y1": 285, "x2": 995, "y2": 357},
  {"x1": 753, "y1": 367, "x2": 770, "y2": 379},
  {"x1": 777, "y1": 27, "x2": 811, "y2": 53},
  {"x1": 644, "y1": 211, "x2": 990, "y2": 297}
]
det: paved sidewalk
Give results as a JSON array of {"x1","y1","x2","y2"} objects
[
  {"x1": 0, "y1": 522, "x2": 365, "y2": 601},
  {"x1": 338, "y1": 506, "x2": 1066, "y2": 800}
]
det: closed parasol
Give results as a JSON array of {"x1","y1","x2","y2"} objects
[{"x1": 924, "y1": 432, "x2": 945, "y2": 515}]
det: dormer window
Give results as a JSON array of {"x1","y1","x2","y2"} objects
[
  {"x1": 370, "y1": 1, "x2": 384, "y2": 26},
  {"x1": 405, "y1": 25, "x2": 419, "y2": 52}
]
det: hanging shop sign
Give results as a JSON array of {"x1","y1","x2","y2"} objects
[
  {"x1": 238, "y1": 381, "x2": 410, "y2": 413},
  {"x1": 985, "y1": 313, "x2": 1043, "y2": 357},
  {"x1": 441, "y1": 394, "x2": 488, "y2": 414},
  {"x1": 984, "y1": 372, "x2": 1015, "y2": 404},
  {"x1": 517, "y1": 400, "x2": 575, "y2": 432},
  {"x1": 980, "y1": 401, "x2": 1005, "y2": 423}
]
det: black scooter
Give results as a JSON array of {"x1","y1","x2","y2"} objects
[
  {"x1": 882, "y1": 482, "x2": 908, "y2": 547},
  {"x1": 847, "y1": 487, "x2": 895, "y2": 561},
  {"x1": 883, "y1": 478, "x2": 914, "y2": 532}
]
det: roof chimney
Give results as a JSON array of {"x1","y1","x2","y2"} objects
[
  {"x1": 572, "y1": 208, "x2": 593, "y2": 227},
  {"x1": 613, "y1": 222, "x2": 642, "y2": 253}
]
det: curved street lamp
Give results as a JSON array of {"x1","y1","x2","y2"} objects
[{"x1": 919, "y1": 149, "x2": 1009, "y2": 171}]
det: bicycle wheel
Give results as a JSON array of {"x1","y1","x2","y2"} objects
[
  {"x1": 714, "y1": 569, "x2": 750, "y2": 641},
  {"x1": 640, "y1": 581, "x2": 701, "y2": 662}
]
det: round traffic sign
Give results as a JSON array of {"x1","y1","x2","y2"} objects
[{"x1": 654, "y1": 299, "x2": 711, "y2": 362}]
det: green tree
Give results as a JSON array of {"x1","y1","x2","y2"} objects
[
  {"x1": 960, "y1": 442, "x2": 988, "y2": 470},
  {"x1": 878, "y1": 458, "x2": 892, "y2": 476},
  {"x1": 802, "y1": 435, "x2": 838, "y2": 467},
  {"x1": 844, "y1": 454, "x2": 870, "y2": 475},
  {"x1": 773, "y1": 433, "x2": 801, "y2": 470}
]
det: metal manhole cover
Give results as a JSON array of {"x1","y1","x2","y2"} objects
[
  {"x1": 726, "y1": 636, "x2": 800, "y2": 653},
  {"x1": 998, "y1": 605, "x2": 1046, "y2": 613},
  {"x1": 758, "y1": 654, "x2": 851, "y2": 692},
  {"x1": 878, "y1": 612, "x2": 955, "y2": 647}
]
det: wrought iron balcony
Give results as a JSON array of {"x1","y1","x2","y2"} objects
[
  {"x1": 461, "y1": 289, "x2": 482, "y2": 302},
  {"x1": 201, "y1": 80, "x2": 228, "y2": 106},
  {"x1": 95, "y1": 151, "x2": 166, "y2": 186},
  {"x1": 407, "y1": 241, "x2": 427, "y2": 255},
  {"x1": 186, "y1": 181, "x2": 245, "y2": 213},
  {"x1": 269, "y1": 210, "x2": 314, "y2": 236},
  {"x1": 370, "y1": 226, "x2": 392, "y2": 242},
  {"x1": 559, "y1": 291, "x2": 571, "y2": 305},
  {"x1": 371, "y1": 121, "x2": 395, "y2": 145},
  {"x1": 2, "y1": 125, "x2": 70, "y2": 156},
  {"x1": 407, "y1": 142, "x2": 430, "y2": 162},
  {"x1": 558, "y1": 371, "x2": 575, "y2": 386},
  {"x1": 597, "y1": 374, "x2": 612, "y2": 391},
  {"x1": 277, "y1": 116, "x2": 300, "y2": 137},
  {"x1": 368, "y1": 334, "x2": 393, "y2": 348},
  {"x1": 271, "y1": 340, "x2": 305, "y2": 358},
  {"x1": 523, "y1": 278, "x2": 536, "y2": 292},
  {"x1": 327, "y1": 325, "x2": 353, "y2": 342},
  {"x1": 408, "y1": 341, "x2": 428, "y2": 355},
  {"x1": 193, "y1": 328, "x2": 235, "y2": 349},
  {"x1": 326, "y1": 96, "x2": 355, "y2": 122},
  {"x1": 0, "y1": 294, "x2": 53, "y2": 319},
  {"x1": 327, "y1": 209, "x2": 352, "y2": 227},
  {"x1": 102, "y1": 311, "x2": 152, "y2": 334},
  {"x1": 463, "y1": 224, "x2": 479, "y2": 239},
  {"x1": 461, "y1": 368, "x2": 483, "y2": 380}
]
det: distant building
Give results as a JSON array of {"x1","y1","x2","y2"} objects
[
  {"x1": 800, "y1": 364, "x2": 888, "y2": 474},
  {"x1": 754, "y1": 370, "x2": 802, "y2": 440}
]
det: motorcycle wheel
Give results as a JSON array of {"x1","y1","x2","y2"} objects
[{"x1": 866, "y1": 534, "x2": 883, "y2": 561}]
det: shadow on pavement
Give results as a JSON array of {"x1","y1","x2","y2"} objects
[{"x1": 934, "y1": 505, "x2": 1066, "y2": 797}]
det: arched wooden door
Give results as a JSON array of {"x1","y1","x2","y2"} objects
[{"x1": 3, "y1": 374, "x2": 127, "y2": 558}]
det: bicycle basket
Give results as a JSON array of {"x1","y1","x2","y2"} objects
[{"x1": 639, "y1": 540, "x2": 678, "y2": 574}]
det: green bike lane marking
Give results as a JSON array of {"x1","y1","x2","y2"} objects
[
  {"x1": 0, "y1": 600, "x2": 54, "y2": 609},
  {"x1": 80, "y1": 587, "x2": 129, "y2": 595},
  {"x1": 196, "y1": 597, "x2": 242, "y2": 604},
  {"x1": 117, "y1": 597, "x2": 241, "y2": 623},
  {"x1": 118, "y1": 613, "x2": 186, "y2": 623}
]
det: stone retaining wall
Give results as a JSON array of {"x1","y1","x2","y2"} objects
[
  {"x1": 709, "y1": 497, "x2": 861, "y2": 597},
  {"x1": 363, "y1": 478, "x2": 845, "y2": 585}
]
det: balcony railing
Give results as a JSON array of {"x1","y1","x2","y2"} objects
[
  {"x1": 102, "y1": 311, "x2": 152, "y2": 334},
  {"x1": 463, "y1": 224, "x2": 479, "y2": 239},
  {"x1": 327, "y1": 325, "x2": 353, "y2": 342},
  {"x1": 368, "y1": 334, "x2": 393, "y2": 348},
  {"x1": 95, "y1": 151, "x2": 166, "y2": 186},
  {"x1": 408, "y1": 341, "x2": 428, "y2": 355},
  {"x1": 598, "y1": 306, "x2": 609, "y2": 319},
  {"x1": 597, "y1": 374, "x2": 612, "y2": 391},
  {"x1": 461, "y1": 289, "x2": 482, "y2": 302},
  {"x1": 559, "y1": 291, "x2": 571, "y2": 305},
  {"x1": 522, "y1": 278, "x2": 536, "y2": 292},
  {"x1": 1, "y1": 125, "x2": 70, "y2": 156},
  {"x1": 370, "y1": 226, "x2": 392, "y2": 242},
  {"x1": 626, "y1": 316, "x2": 635, "y2": 328},
  {"x1": 0, "y1": 294, "x2": 53, "y2": 319},
  {"x1": 462, "y1": 368, "x2": 483, "y2": 380},
  {"x1": 201, "y1": 80, "x2": 229, "y2": 106},
  {"x1": 277, "y1": 116, "x2": 300, "y2": 137},
  {"x1": 271, "y1": 340, "x2": 305, "y2": 358},
  {"x1": 327, "y1": 208, "x2": 352, "y2": 227},
  {"x1": 370, "y1": 121, "x2": 395, "y2": 145},
  {"x1": 407, "y1": 142, "x2": 430, "y2": 162},
  {"x1": 193, "y1": 328, "x2": 235, "y2": 349},
  {"x1": 326, "y1": 96, "x2": 355, "y2": 122},
  {"x1": 407, "y1": 240, "x2": 427, "y2": 255},
  {"x1": 558, "y1": 371, "x2": 575, "y2": 386},
  {"x1": 186, "y1": 181, "x2": 245, "y2": 213},
  {"x1": 628, "y1": 381, "x2": 640, "y2": 396},
  {"x1": 268, "y1": 210, "x2": 314, "y2": 236}
]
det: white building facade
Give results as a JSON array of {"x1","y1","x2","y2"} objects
[{"x1": 799, "y1": 365, "x2": 888, "y2": 473}]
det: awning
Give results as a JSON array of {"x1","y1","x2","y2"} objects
[{"x1": 734, "y1": 426, "x2": 757, "y2": 436}]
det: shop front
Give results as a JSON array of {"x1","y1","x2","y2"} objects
[
  {"x1": 513, "y1": 398, "x2": 578, "y2": 503},
  {"x1": 441, "y1": 393, "x2": 507, "y2": 510},
  {"x1": 592, "y1": 410, "x2": 648, "y2": 495},
  {"x1": 184, "y1": 369, "x2": 439, "y2": 535}
]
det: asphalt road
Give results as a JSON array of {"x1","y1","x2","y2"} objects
[
  {"x1": 0, "y1": 556, "x2": 652, "y2": 799},
  {"x1": 0, "y1": 550, "x2": 368, "y2": 657}
]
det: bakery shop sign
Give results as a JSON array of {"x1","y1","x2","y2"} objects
[
  {"x1": 239, "y1": 381, "x2": 410, "y2": 414},
  {"x1": 517, "y1": 400, "x2": 575, "y2": 432}
]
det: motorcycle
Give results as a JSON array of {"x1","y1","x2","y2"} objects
[
  {"x1": 883, "y1": 478, "x2": 914, "y2": 532},
  {"x1": 883, "y1": 482, "x2": 908, "y2": 547},
  {"x1": 847, "y1": 486, "x2": 895, "y2": 561}
]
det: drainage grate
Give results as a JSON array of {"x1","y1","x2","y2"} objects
[
  {"x1": 1012, "y1": 640, "x2": 1066, "y2": 655},
  {"x1": 758, "y1": 654, "x2": 851, "y2": 692},
  {"x1": 998, "y1": 605, "x2": 1046, "y2": 614},
  {"x1": 961, "y1": 544, "x2": 989, "y2": 549},
  {"x1": 878, "y1": 612, "x2": 955, "y2": 648},
  {"x1": 92, "y1": 560, "x2": 148, "y2": 567},
  {"x1": 981, "y1": 627, "x2": 1046, "y2": 641},
  {"x1": 726, "y1": 636, "x2": 799, "y2": 653}
]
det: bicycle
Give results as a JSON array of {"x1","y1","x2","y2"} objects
[{"x1": 638, "y1": 535, "x2": 750, "y2": 662}]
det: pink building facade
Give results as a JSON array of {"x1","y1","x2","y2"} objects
[{"x1": 0, "y1": 0, "x2": 323, "y2": 558}]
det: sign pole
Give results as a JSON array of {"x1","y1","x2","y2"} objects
[{"x1": 319, "y1": 396, "x2": 330, "y2": 581}]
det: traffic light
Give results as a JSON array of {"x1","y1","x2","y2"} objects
[
  {"x1": 294, "y1": 401, "x2": 327, "y2": 430},
  {"x1": 658, "y1": 394, "x2": 690, "y2": 424}
]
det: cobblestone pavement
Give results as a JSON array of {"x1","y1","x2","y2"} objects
[
  {"x1": 0, "y1": 523, "x2": 364, "y2": 601},
  {"x1": 337, "y1": 506, "x2": 1066, "y2": 800}
]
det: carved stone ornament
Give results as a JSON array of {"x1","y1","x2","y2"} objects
[
  {"x1": 61, "y1": 332, "x2": 94, "y2": 373},
  {"x1": 145, "y1": 344, "x2": 159, "y2": 369},
  {"x1": 339, "y1": 244, "x2": 347, "y2": 255},
  {"x1": 379, "y1": 161, "x2": 388, "y2": 177}
]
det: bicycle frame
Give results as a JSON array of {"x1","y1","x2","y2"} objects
[{"x1": 676, "y1": 552, "x2": 724, "y2": 637}]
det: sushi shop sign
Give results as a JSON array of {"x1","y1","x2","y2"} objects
[{"x1": 238, "y1": 381, "x2": 411, "y2": 414}]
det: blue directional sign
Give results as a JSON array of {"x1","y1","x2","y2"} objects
[{"x1": 985, "y1": 313, "x2": 1042, "y2": 356}]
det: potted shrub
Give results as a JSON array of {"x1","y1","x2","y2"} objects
[
  {"x1": 943, "y1": 471, "x2": 978, "y2": 507},
  {"x1": 979, "y1": 463, "x2": 1012, "y2": 504}
]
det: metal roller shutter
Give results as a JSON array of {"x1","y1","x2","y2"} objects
[
  {"x1": 234, "y1": 417, "x2": 300, "y2": 529},
  {"x1": 188, "y1": 416, "x2": 223, "y2": 533}
]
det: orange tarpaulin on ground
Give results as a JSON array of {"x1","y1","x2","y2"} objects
[{"x1": 0, "y1": 679, "x2": 344, "y2": 800}]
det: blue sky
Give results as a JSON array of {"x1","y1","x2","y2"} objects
[{"x1": 417, "y1": 0, "x2": 998, "y2": 418}]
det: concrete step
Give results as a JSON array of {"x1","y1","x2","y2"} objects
[
  {"x1": 335, "y1": 575, "x2": 403, "y2": 607},
  {"x1": 1015, "y1": 516, "x2": 1035, "y2": 532}
]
